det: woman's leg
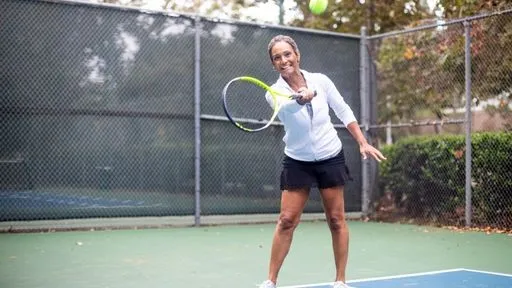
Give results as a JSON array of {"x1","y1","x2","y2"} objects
[
  {"x1": 319, "y1": 186, "x2": 349, "y2": 282},
  {"x1": 267, "y1": 188, "x2": 309, "y2": 284}
]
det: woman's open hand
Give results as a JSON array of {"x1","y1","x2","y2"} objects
[{"x1": 359, "y1": 143, "x2": 387, "y2": 162}]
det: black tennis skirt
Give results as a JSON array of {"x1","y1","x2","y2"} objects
[{"x1": 280, "y1": 150, "x2": 352, "y2": 191}]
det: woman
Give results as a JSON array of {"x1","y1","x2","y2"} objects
[{"x1": 258, "y1": 35, "x2": 386, "y2": 288}]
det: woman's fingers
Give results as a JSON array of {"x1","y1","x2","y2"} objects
[
  {"x1": 361, "y1": 145, "x2": 387, "y2": 162},
  {"x1": 297, "y1": 87, "x2": 315, "y2": 101}
]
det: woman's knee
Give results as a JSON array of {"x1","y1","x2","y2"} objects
[
  {"x1": 277, "y1": 214, "x2": 299, "y2": 232},
  {"x1": 326, "y1": 214, "x2": 346, "y2": 232}
]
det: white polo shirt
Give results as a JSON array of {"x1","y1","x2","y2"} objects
[{"x1": 265, "y1": 70, "x2": 357, "y2": 162}]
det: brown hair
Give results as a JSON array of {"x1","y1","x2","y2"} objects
[{"x1": 267, "y1": 35, "x2": 300, "y2": 62}]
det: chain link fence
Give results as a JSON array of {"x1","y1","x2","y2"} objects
[
  {"x1": 0, "y1": 0, "x2": 362, "y2": 222},
  {"x1": 3, "y1": 0, "x2": 510, "y2": 230},
  {"x1": 367, "y1": 9, "x2": 512, "y2": 229}
]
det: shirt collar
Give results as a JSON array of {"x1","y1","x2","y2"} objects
[{"x1": 276, "y1": 69, "x2": 311, "y2": 91}]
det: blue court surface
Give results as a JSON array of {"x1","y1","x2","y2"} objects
[
  {"x1": 281, "y1": 269, "x2": 512, "y2": 288},
  {"x1": 0, "y1": 190, "x2": 162, "y2": 209}
]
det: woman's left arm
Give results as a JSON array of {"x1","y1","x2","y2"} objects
[{"x1": 321, "y1": 75, "x2": 386, "y2": 162}]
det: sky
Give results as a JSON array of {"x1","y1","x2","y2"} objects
[
  {"x1": 138, "y1": 0, "x2": 298, "y2": 23},
  {"x1": 91, "y1": 0, "x2": 439, "y2": 24}
]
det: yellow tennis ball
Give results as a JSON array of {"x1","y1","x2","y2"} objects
[{"x1": 309, "y1": 0, "x2": 328, "y2": 15}]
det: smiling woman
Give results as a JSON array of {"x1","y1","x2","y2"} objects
[{"x1": 257, "y1": 35, "x2": 386, "y2": 288}]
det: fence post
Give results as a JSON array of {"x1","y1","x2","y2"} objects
[
  {"x1": 464, "y1": 20, "x2": 473, "y2": 227},
  {"x1": 360, "y1": 26, "x2": 370, "y2": 217},
  {"x1": 385, "y1": 96, "x2": 392, "y2": 145},
  {"x1": 194, "y1": 16, "x2": 202, "y2": 227}
]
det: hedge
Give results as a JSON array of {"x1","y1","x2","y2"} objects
[{"x1": 377, "y1": 132, "x2": 512, "y2": 227}]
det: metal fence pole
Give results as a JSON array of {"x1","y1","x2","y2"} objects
[
  {"x1": 464, "y1": 21, "x2": 473, "y2": 227},
  {"x1": 360, "y1": 26, "x2": 370, "y2": 217},
  {"x1": 385, "y1": 96, "x2": 392, "y2": 145},
  {"x1": 194, "y1": 16, "x2": 202, "y2": 226}
]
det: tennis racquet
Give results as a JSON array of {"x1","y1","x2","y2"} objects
[{"x1": 222, "y1": 76, "x2": 301, "y2": 132}]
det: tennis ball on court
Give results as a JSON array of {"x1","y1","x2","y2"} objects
[{"x1": 309, "y1": 0, "x2": 328, "y2": 15}]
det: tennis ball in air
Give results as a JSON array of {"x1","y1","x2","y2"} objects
[{"x1": 309, "y1": 0, "x2": 328, "y2": 15}]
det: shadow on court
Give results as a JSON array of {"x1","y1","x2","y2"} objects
[{"x1": 0, "y1": 221, "x2": 511, "y2": 288}]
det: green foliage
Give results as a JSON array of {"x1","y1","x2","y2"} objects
[
  {"x1": 377, "y1": 132, "x2": 512, "y2": 227},
  {"x1": 471, "y1": 132, "x2": 512, "y2": 225}
]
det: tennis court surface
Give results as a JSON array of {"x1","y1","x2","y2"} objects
[{"x1": 0, "y1": 221, "x2": 511, "y2": 288}]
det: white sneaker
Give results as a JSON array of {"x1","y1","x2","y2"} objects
[
  {"x1": 333, "y1": 281, "x2": 353, "y2": 288},
  {"x1": 258, "y1": 280, "x2": 276, "y2": 288}
]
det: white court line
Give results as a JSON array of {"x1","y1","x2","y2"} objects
[
  {"x1": 280, "y1": 268, "x2": 467, "y2": 288},
  {"x1": 459, "y1": 268, "x2": 512, "y2": 278}
]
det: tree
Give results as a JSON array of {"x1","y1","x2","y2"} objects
[
  {"x1": 375, "y1": 24, "x2": 464, "y2": 126},
  {"x1": 290, "y1": 0, "x2": 431, "y2": 35},
  {"x1": 375, "y1": 1, "x2": 512, "y2": 132},
  {"x1": 435, "y1": 0, "x2": 512, "y2": 18},
  {"x1": 435, "y1": 0, "x2": 512, "y2": 131}
]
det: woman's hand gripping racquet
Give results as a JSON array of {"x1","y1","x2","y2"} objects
[{"x1": 222, "y1": 76, "x2": 301, "y2": 132}]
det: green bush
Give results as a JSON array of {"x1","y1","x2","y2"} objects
[{"x1": 377, "y1": 132, "x2": 512, "y2": 227}]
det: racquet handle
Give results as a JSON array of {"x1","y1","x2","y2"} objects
[{"x1": 291, "y1": 90, "x2": 317, "y2": 100}]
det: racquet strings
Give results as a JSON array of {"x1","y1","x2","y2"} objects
[{"x1": 223, "y1": 79, "x2": 276, "y2": 131}]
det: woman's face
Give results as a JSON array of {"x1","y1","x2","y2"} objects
[{"x1": 270, "y1": 41, "x2": 300, "y2": 77}]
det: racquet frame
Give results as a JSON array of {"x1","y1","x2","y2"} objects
[{"x1": 222, "y1": 76, "x2": 300, "y2": 132}]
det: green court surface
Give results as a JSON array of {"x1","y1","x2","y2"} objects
[{"x1": 0, "y1": 221, "x2": 511, "y2": 288}]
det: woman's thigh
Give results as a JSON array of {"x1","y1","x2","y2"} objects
[
  {"x1": 279, "y1": 188, "x2": 310, "y2": 223},
  {"x1": 319, "y1": 186, "x2": 345, "y2": 218}
]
